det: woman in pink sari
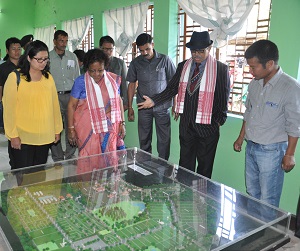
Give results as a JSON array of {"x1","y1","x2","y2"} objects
[{"x1": 67, "y1": 49, "x2": 125, "y2": 174}]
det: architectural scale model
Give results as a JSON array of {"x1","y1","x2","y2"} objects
[
  {"x1": 1, "y1": 167, "x2": 219, "y2": 251},
  {"x1": 0, "y1": 149, "x2": 291, "y2": 251}
]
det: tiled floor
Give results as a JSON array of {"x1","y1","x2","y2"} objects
[{"x1": 0, "y1": 133, "x2": 299, "y2": 250}]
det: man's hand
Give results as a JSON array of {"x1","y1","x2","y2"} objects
[
  {"x1": 128, "y1": 108, "x2": 135, "y2": 122},
  {"x1": 172, "y1": 110, "x2": 180, "y2": 121},
  {"x1": 123, "y1": 104, "x2": 128, "y2": 111},
  {"x1": 68, "y1": 129, "x2": 77, "y2": 146},
  {"x1": 118, "y1": 123, "x2": 126, "y2": 139},
  {"x1": 233, "y1": 137, "x2": 243, "y2": 152},
  {"x1": 137, "y1": 95, "x2": 154, "y2": 110},
  {"x1": 282, "y1": 155, "x2": 295, "y2": 172}
]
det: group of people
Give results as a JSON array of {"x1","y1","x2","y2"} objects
[
  {"x1": 0, "y1": 29, "x2": 299, "y2": 216},
  {"x1": 136, "y1": 31, "x2": 300, "y2": 217},
  {"x1": 0, "y1": 30, "x2": 128, "y2": 175}
]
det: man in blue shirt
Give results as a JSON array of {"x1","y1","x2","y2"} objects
[{"x1": 127, "y1": 33, "x2": 176, "y2": 160}]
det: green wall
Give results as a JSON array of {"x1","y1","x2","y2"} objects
[
  {"x1": 269, "y1": 0, "x2": 300, "y2": 79},
  {"x1": 0, "y1": 0, "x2": 299, "y2": 214},
  {"x1": 267, "y1": 0, "x2": 300, "y2": 214},
  {"x1": 153, "y1": 0, "x2": 178, "y2": 62},
  {"x1": 0, "y1": 0, "x2": 35, "y2": 57},
  {"x1": 0, "y1": 0, "x2": 178, "y2": 58}
]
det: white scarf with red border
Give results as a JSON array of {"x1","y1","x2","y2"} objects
[
  {"x1": 85, "y1": 71, "x2": 121, "y2": 133},
  {"x1": 175, "y1": 55, "x2": 217, "y2": 124}
]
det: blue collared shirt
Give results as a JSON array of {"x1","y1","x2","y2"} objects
[{"x1": 126, "y1": 50, "x2": 176, "y2": 110}]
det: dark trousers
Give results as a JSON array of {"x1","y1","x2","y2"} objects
[
  {"x1": 138, "y1": 108, "x2": 171, "y2": 160},
  {"x1": 296, "y1": 194, "x2": 300, "y2": 238},
  {"x1": 179, "y1": 123, "x2": 220, "y2": 178},
  {"x1": 50, "y1": 93, "x2": 76, "y2": 161},
  {"x1": 0, "y1": 101, "x2": 3, "y2": 128},
  {"x1": 8, "y1": 141, "x2": 50, "y2": 169}
]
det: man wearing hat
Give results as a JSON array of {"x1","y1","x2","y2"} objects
[
  {"x1": 20, "y1": 34, "x2": 34, "y2": 50},
  {"x1": 138, "y1": 31, "x2": 230, "y2": 179}
]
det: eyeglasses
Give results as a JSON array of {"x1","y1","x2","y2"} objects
[
  {"x1": 33, "y1": 57, "x2": 50, "y2": 63},
  {"x1": 191, "y1": 48, "x2": 209, "y2": 54},
  {"x1": 101, "y1": 47, "x2": 114, "y2": 52}
]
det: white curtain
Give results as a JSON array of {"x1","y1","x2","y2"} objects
[
  {"x1": 34, "y1": 25, "x2": 56, "y2": 50},
  {"x1": 63, "y1": 16, "x2": 91, "y2": 51},
  {"x1": 104, "y1": 1, "x2": 149, "y2": 57},
  {"x1": 177, "y1": 0, "x2": 256, "y2": 47}
]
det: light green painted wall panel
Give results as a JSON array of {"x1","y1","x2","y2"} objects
[
  {"x1": 153, "y1": 0, "x2": 178, "y2": 61},
  {"x1": 0, "y1": 0, "x2": 35, "y2": 56},
  {"x1": 269, "y1": 0, "x2": 300, "y2": 79}
]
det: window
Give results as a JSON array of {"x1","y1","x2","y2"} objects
[
  {"x1": 120, "y1": 5, "x2": 154, "y2": 67},
  {"x1": 177, "y1": 0, "x2": 272, "y2": 115},
  {"x1": 177, "y1": 8, "x2": 204, "y2": 64},
  {"x1": 224, "y1": 0, "x2": 271, "y2": 114},
  {"x1": 76, "y1": 17, "x2": 94, "y2": 51}
]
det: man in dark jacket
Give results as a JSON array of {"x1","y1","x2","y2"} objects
[{"x1": 0, "y1": 37, "x2": 22, "y2": 133}]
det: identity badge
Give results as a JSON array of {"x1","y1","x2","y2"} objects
[{"x1": 67, "y1": 60, "x2": 75, "y2": 69}]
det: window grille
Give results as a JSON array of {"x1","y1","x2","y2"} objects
[
  {"x1": 177, "y1": 0, "x2": 272, "y2": 115},
  {"x1": 76, "y1": 17, "x2": 94, "y2": 51},
  {"x1": 121, "y1": 5, "x2": 154, "y2": 67}
]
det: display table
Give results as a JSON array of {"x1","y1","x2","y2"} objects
[{"x1": 0, "y1": 148, "x2": 291, "y2": 251}]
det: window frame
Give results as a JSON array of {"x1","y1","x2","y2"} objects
[
  {"x1": 76, "y1": 17, "x2": 94, "y2": 51},
  {"x1": 177, "y1": 0, "x2": 272, "y2": 115}
]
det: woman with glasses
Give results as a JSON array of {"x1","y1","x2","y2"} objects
[
  {"x1": 67, "y1": 48, "x2": 125, "y2": 174},
  {"x1": 3, "y1": 40, "x2": 62, "y2": 174}
]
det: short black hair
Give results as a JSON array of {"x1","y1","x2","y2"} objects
[
  {"x1": 83, "y1": 48, "x2": 109, "y2": 71},
  {"x1": 73, "y1": 49, "x2": 86, "y2": 62},
  {"x1": 99, "y1": 35, "x2": 115, "y2": 47},
  {"x1": 20, "y1": 34, "x2": 34, "y2": 48},
  {"x1": 5, "y1": 37, "x2": 21, "y2": 50},
  {"x1": 245, "y1": 40, "x2": 279, "y2": 68},
  {"x1": 136, "y1": 33, "x2": 152, "y2": 46},
  {"x1": 54, "y1": 30, "x2": 68, "y2": 40}
]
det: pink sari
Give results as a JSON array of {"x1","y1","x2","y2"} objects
[{"x1": 74, "y1": 73, "x2": 125, "y2": 175}]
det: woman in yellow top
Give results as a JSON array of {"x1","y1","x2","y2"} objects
[{"x1": 3, "y1": 40, "x2": 63, "y2": 170}]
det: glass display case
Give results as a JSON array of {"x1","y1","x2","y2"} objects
[{"x1": 0, "y1": 148, "x2": 291, "y2": 251}]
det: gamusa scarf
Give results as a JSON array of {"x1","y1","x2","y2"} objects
[
  {"x1": 85, "y1": 71, "x2": 121, "y2": 133},
  {"x1": 175, "y1": 54, "x2": 217, "y2": 124}
]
